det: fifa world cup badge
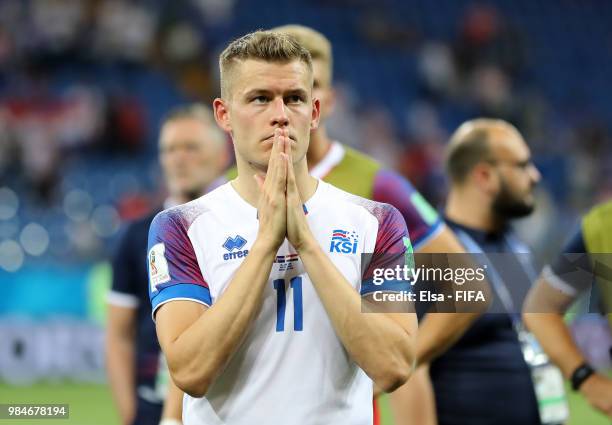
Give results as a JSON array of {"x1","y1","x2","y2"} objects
[{"x1": 149, "y1": 243, "x2": 171, "y2": 290}]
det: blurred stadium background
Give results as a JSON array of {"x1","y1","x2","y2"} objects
[{"x1": 0, "y1": 0, "x2": 611, "y2": 424}]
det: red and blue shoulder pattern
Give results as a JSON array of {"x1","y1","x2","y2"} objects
[
  {"x1": 338, "y1": 190, "x2": 413, "y2": 296},
  {"x1": 147, "y1": 201, "x2": 211, "y2": 318},
  {"x1": 372, "y1": 169, "x2": 442, "y2": 250}
]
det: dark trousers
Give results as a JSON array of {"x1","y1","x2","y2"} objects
[{"x1": 131, "y1": 397, "x2": 162, "y2": 425}]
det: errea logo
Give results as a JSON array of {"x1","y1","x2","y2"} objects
[
  {"x1": 222, "y1": 235, "x2": 249, "y2": 261},
  {"x1": 329, "y1": 229, "x2": 359, "y2": 254}
]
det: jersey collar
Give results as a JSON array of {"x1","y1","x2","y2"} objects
[{"x1": 225, "y1": 179, "x2": 327, "y2": 218}]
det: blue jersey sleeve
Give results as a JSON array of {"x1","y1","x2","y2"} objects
[
  {"x1": 148, "y1": 209, "x2": 211, "y2": 318},
  {"x1": 372, "y1": 169, "x2": 443, "y2": 250},
  {"x1": 361, "y1": 204, "x2": 413, "y2": 295},
  {"x1": 110, "y1": 213, "x2": 157, "y2": 308}
]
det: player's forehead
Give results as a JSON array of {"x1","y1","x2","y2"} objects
[{"x1": 230, "y1": 59, "x2": 312, "y2": 96}]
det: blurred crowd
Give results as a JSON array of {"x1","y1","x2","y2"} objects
[
  {"x1": 0, "y1": 0, "x2": 611, "y2": 270},
  {"x1": 0, "y1": 0, "x2": 225, "y2": 203}
]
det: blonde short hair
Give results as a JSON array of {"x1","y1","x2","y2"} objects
[{"x1": 219, "y1": 30, "x2": 313, "y2": 99}]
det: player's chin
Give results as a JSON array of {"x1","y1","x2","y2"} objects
[{"x1": 257, "y1": 143, "x2": 275, "y2": 160}]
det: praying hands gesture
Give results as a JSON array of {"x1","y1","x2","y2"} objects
[{"x1": 253, "y1": 128, "x2": 315, "y2": 253}]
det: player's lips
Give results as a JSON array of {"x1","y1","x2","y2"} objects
[{"x1": 261, "y1": 134, "x2": 297, "y2": 143}]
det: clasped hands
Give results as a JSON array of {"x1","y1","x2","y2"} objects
[{"x1": 254, "y1": 128, "x2": 316, "y2": 254}]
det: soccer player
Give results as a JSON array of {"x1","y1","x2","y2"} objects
[
  {"x1": 523, "y1": 200, "x2": 612, "y2": 418},
  {"x1": 148, "y1": 31, "x2": 417, "y2": 424},
  {"x1": 106, "y1": 104, "x2": 228, "y2": 425}
]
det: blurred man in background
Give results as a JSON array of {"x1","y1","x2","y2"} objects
[
  {"x1": 524, "y1": 200, "x2": 612, "y2": 418},
  {"x1": 106, "y1": 104, "x2": 228, "y2": 425},
  {"x1": 430, "y1": 118, "x2": 561, "y2": 425}
]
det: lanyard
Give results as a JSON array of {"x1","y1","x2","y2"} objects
[
  {"x1": 455, "y1": 228, "x2": 569, "y2": 424},
  {"x1": 504, "y1": 232, "x2": 538, "y2": 281},
  {"x1": 454, "y1": 229, "x2": 535, "y2": 329}
]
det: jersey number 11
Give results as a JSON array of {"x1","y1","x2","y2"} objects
[{"x1": 273, "y1": 277, "x2": 303, "y2": 332}]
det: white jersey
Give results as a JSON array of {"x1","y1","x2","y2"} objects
[{"x1": 148, "y1": 180, "x2": 410, "y2": 425}]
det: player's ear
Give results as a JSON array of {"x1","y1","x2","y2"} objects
[
  {"x1": 310, "y1": 98, "x2": 321, "y2": 131},
  {"x1": 213, "y1": 98, "x2": 232, "y2": 133}
]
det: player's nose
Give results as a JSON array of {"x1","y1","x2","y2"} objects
[{"x1": 270, "y1": 97, "x2": 289, "y2": 128}]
